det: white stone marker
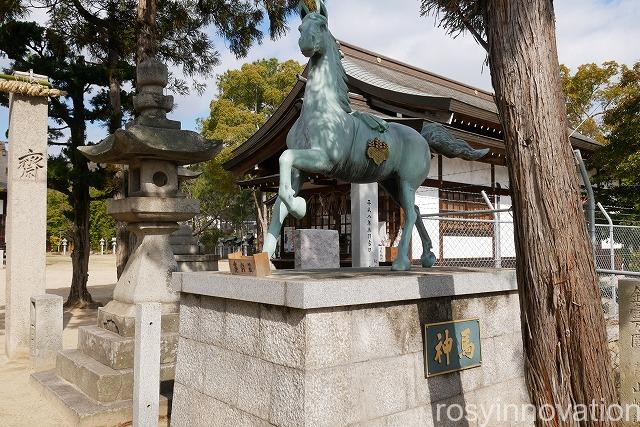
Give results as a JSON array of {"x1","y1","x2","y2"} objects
[
  {"x1": 30, "y1": 294, "x2": 63, "y2": 371},
  {"x1": 112, "y1": 236, "x2": 117, "y2": 254},
  {"x1": 294, "y1": 229, "x2": 339, "y2": 269},
  {"x1": 350, "y1": 183, "x2": 379, "y2": 267},
  {"x1": 5, "y1": 72, "x2": 48, "y2": 359},
  {"x1": 619, "y1": 278, "x2": 640, "y2": 423},
  {"x1": 100, "y1": 237, "x2": 105, "y2": 255},
  {"x1": 133, "y1": 302, "x2": 161, "y2": 427}
]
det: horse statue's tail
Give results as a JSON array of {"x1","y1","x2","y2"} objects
[{"x1": 421, "y1": 123, "x2": 490, "y2": 161}]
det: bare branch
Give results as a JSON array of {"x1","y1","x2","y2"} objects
[
  {"x1": 69, "y1": 0, "x2": 106, "y2": 28},
  {"x1": 452, "y1": 5, "x2": 488, "y2": 52}
]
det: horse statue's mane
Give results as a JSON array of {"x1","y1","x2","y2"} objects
[{"x1": 324, "y1": 33, "x2": 352, "y2": 114}]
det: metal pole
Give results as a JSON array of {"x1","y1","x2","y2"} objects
[
  {"x1": 481, "y1": 191, "x2": 501, "y2": 268},
  {"x1": 573, "y1": 150, "x2": 597, "y2": 259},
  {"x1": 421, "y1": 207, "x2": 512, "y2": 218},
  {"x1": 597, "y1": 202, "x2": 617, "y2": 303}
]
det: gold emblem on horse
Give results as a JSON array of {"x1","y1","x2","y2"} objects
[{"x1": 366, "y1": 138, "x2": 389, "y2": 166}]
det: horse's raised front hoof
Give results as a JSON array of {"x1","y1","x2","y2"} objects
[
  {"x1": 421, "y1": 252, "x2": 436, "y2": 268},
  {"x1": 289, "y1": 196, "x2": 307, "y2": 219},
  {"x1": 263, "y1": 234, "x2": 278, "y2": 259},
  {"x1": 391, "y1": 255, "x2": 411, "y2": 271}
]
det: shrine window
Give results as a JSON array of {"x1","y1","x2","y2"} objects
[{"x1": 439, "y1": 190, "x2": 493, "y2": 237}]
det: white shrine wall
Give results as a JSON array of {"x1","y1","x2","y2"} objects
[
  {"x1": 440, "y1": 157, "x2": 492, "y2": 186},
  {"x1": 408, "y1": 159, "x2": 515, "y2": 262}
]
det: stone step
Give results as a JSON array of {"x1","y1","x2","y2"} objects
[
  {"x1": 175, "y1": 254, "x2": 218, "y2": 272},
  {"x1": 171, "y1": 243, "x2": 200, "y2": 255},
  {"x1": 97, "y1": 307, "x2": 179, "y2": 338},
  {"x1": 78, "y1": 325, "x2": 178, "y2": 370},
  {"x1": 30, "y1": 370, "x2": 171, "y2": 427},
  {"x1": 56, "y1": 349, "x2": 175, "y2": 403},
  {"x1": 169, "y1": 235, "x2": 198, "y2": 245},
  {"x1": 172, "y1": 225, "x2": 194, "y2": 236}
]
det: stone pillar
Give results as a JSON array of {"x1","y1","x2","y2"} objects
[
  {"x1": 619, "y1": 278, "x2": 640, "y2": 424},
  {"x1": 30, "y1": 294, "x2": 63, "y2": 371},
  {"x1": 134, "y1": 302, "x2": 161, "y2": 426},
  {"x1": 5, "y1": 75, "x2": 49, "y2": 359},
  {"x1": 350, "y1": 183, "x2": 379, "y2": 267}
]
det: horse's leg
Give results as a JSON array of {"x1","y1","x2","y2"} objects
[
  {"x1": 413, "y1": 205, "x2": 437, "y2": 267},
  {"x1": 278, "y1": 148, "x2": 333, "y2": 219},
  {"x1": 380, "y1": 179, "x2": 436, "y2": 268},
  {"x1": 391, "y1": 179, "x2": 418, "y2": 271},
  {"x1": 263, "y1": 168, "x2": 306, "y2": 258}
]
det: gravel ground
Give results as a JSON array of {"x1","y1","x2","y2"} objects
[{"x1": 0, "y1": 254, "x2": 117, "y2": 427}]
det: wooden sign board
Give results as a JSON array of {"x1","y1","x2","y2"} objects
[
  {"x1": 228, "y1": 252, "x2": 271, "y2": 277},
  {"x1": 424, "y1": 318, "x2": 482, "y2": 377}
]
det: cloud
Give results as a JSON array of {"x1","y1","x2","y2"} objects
[{"x1": 1, "y1": 0, "x2": 638, "y2": 142}]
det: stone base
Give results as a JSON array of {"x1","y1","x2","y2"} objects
[
  {"x1": 294, "y1": 229, "x2": 339, "y2": 270},
  {"x1": 171, "y1": 267, "x2": 532, "y2": 426},
  {"x1": 175, "y1": 254, "x2": 218, "y2": 272},
  {"x1": 32, "y1": 299, "x2": 179, "y2": 425},
  {"x1": 98, "y1": 300, "x2": 179, "y2": 338},
  {"x1": 31, "y1": 371, "x2": 172, "y2": 427}
]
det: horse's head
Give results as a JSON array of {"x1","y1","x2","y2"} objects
[{"x1": 298, "y1": 0, "x2": 329, "y2": 58}]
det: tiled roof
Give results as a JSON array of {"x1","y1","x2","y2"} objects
[{"x1": 342, "y1": 56, "x2": 497, "y2": 114}]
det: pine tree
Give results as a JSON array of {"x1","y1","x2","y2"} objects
[{"x1": 0, "y1": 0, "x2": 299, "y2": 307}]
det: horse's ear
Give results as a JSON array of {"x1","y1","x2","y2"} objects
[
  {"x1": 319, "y1": 1, "x2": 328, "y2": 19},
  {"x1": 299, "y1": 0, "x2": 311, "y2": 19}
]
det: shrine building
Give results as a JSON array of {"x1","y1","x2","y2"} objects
[{"x1": 224, "y1": 41, "x2": 600, "y2": 267}]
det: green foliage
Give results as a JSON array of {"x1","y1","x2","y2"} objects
[
  {"x1": 48, "y1": 189, "x2": 117, "y2": 251},
  {"x1": 47, "y1": 189, "x2": 73, "y2": 250},
  {"x1": 560, "y1": 61, "x2": 625, "y2": 142},
  {"x1": 188, "y1": 58, "x2": 303, "y2": 245},
  {"x1": 419, "y1": 1, "x2": 487, "y2": 50},
  {"x1": 88, "y1": 191, "x2": 117, "y2": 252},
  {"x1": 590, "y1": 63, "x2": 640, "y2": 224},
  {"x1": 0, "y1": 0, "x2": 26, "y2": 24}
]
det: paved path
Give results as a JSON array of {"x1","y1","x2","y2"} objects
[{"x1": 0, "y1": 254, "x2": 117, "y2": 427}]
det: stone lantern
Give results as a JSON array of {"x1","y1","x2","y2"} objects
[
  {"x1": 78, "y1": 58, "x2": 220, "y2": 329},
  {"x1": 33, "y1": 58, "x2": 219, "y2": 423}
]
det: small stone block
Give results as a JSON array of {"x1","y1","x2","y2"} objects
[
  {"x1": 30, "y1": 294, "x2": 63, "y2": 371},
  {"x1": 294, "y1": 229, "x2": 339, "y2": 270}
]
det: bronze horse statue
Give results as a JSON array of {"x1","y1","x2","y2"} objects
[{"x1": 263, "y1": 0, "x2": 488, "y2": 270}]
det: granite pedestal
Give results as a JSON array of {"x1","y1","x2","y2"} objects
[
  {"x1": 294, "y1": 229, "x2": 339, "y2": 270},
  {"x1": 170, "y1": 267, "x2": 532, "y2": 426}
]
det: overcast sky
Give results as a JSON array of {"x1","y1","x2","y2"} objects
[{"x1": 1, "y1": 0, "x2": 638, "y2": 147}]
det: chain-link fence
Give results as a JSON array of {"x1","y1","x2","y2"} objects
[
  {"x1": 420, "y1": 214, "x2": 516, "y2": 268},
  {"x1": 595, "y1": 223, "x2": 640, "y2": 318}
]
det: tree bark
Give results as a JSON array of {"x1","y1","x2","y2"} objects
[
  {"x1": 66, "y1": 90, "x2": 94, "y2": 308},
  {"x1": 137, "y1": 0, "x2": 157, "y2": 63},
  {"x1": 253, "y1": 190, "x2": 269, "y2": 250},
  {"x1": 106, "y1": 41, "x2": 134, "y2": 279},
  {"x1": 484, "y1": 1, "x2": 617, "y2": 424}
]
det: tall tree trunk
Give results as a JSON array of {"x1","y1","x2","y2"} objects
[
  {"x1": 68, "y1": 171, "x2": 93, "y2": 308},
  {"x1": 66, "y1": 92, "x2": 94, "y2": 308},
  {"x1": 253, "y1": 190, "x2": 269, "y2": 250},
  {"x1": 106, "y1": 43, "x2": 134, "y2": 278},
  {"x1": 137, "y1": 0, "x2": 157, "y2": 63},
  {"x1": 484, "y1": 1, "x2": 617, "y2": 424}
]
